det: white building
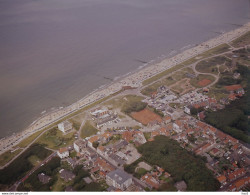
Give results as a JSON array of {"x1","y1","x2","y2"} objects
[
  {"x1": 184, "y1": 105, "x2": 192, "y2": 115},
  {"x1": 74, "y1": 139, "x2": 87, "y2": 153},
  {"x1": 57, "y1": 147, "x2": 69, "y2": 159},
  {"x1": 106, "y1": 169, "x2": 133, "y2": 190},
  {"x1": 58, "y1": 121, "x2": 72, "y2": 134}
]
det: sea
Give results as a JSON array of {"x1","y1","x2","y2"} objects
[{"x1": 0, "y1": 0, "x2": 250, "y2": 138}]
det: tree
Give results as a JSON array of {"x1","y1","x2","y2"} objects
[{"x1": 92, "y1": 141, "x2": 99, "y2": 149}]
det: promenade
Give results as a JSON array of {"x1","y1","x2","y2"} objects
[{"x1": 0, "y1": 22, "x2": 250, "y2": 155}]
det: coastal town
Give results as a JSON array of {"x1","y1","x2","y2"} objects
[
  {"x1": 0, "y1": 22, "x2": 250, "y2": 156},
  {"x1": 0, "y1": 23, "x2": 250, "y2": 192}
]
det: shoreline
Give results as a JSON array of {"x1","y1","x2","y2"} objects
[{"x1": 0, "y1": 22, "x2": 250, "y2": 155}]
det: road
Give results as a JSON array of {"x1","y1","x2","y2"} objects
[{"x1": 0, "y1": 126, "x2": 57, "y2": 169}]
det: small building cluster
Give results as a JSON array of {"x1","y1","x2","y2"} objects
[{"x1": 90, "y1": 107, "x2": 118, "y2": 128}]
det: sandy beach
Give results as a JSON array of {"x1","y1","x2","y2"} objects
[{"x1": 0, "y1": 22, "x2": 249, "y2": 155}]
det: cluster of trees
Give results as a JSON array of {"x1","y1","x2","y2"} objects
[
  {"x1": 190, "y1": 107, "x2": 204, "y2": 115},
  {"x1": 124, "y1": 158, "x2": 143, "y2": 178},
  {"x1": 0, "y1": 144, "x2": 52, "y2": 185},
  {"x1": 71, "y1": 165, "x2": 104, "y2": 191},
  {"x1": 205, "y1": 65, "x2": 250, "y2": 143},
  {"x1": 18, "y1": 157, "x2": 61, "y2": 191},
  {"x1": 136, "y1": 136, "x2": 220, "y2": 191}
]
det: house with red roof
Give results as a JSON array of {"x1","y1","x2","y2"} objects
[
  {"x1": 122, "y1": 131, "x2": 134, "y2": 143},
  {"x1": 141, "y1": 174, "x2": 160, "y2": 189},
  {"x1": 88, "y1": 135, "x2": 100, "y2": 149},
  {"x1": 228, "y1": 168, "x2": 246, "y2": 181},
  {"x1": 164, "y1": 116, "x2": 172, "y2": 123},
  {"x1": 225, "y1": 85, "x2": 244, "y2": 94},
  {"x1": 195, "y1": 142, "x2": 213, "y2": 155},
  {"x1": 217, "y1": 175, "x2": 227, "y2": 185},
  {"x1": 57, "y1": 147, "x2": 69, "y2": 159},
  {"x1": 210, "y1": 148, "x2": 220, "y2": 156}
]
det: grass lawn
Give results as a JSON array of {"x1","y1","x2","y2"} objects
[
  {"x1": 207, "y1": 86, "x2": 229, "y2": 100},
  {"x1": 141, "y1": 81, "x2": 162, "y2": 96},
  {"x1": 231, "y1": 31, "x2": 250, "y2": 48},
  {"x1": 142, "y1": 63, "x2": 186, "y2": 86},
  {"x1": 36, "y1": 128, "x2": 76, "y2": 150},
  {"x1": 197, "y1": 44, "x2": 231, "y2": 58},
  {"x1": 69, "y1": 119, "x2": 81, "y2": 131},
  {"x1": 69, "y1": 113, "x2": 85, "y2": 131},
  {"x1": 141, "y1": 68, "x2": 195, "y2": 96},
  {"x1": 190, "y1": 74, "x2": 216, "y2": 88},
  {"x1": 28, "y1": 155, "x2": 41, "y2": 166},
  {"x1": 143, "y1": 132, "x2": 151, "y2": 141},
  {"x1": 52, "y1": 173, "x2": 72, "y2": 191},
  {"x1": 17, "y1": 130, "x2": 44, "y2": 148},
  {"x1": 196, "y1": 56, "x2": 231, "y2": 75},
  {"x1": 0, "y1": 149, "x2": 22, "y2": 167},
  {"x1": 80, "y1": 121, "x2": 98, "y2": 139}
]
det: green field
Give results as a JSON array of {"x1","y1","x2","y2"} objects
[
  {"x1": 28, "y1": 155, "x2": 41, "y2": 166},
  {"x1": 36, "y1": 127, "x2": 76, "y2": 150},
  {"x1": 80, "y1": 120, "x2": 98, "y2": 139},
  {"x1": 231, "y1": 31, "x2": 250, "y2": 48},
  {"x1": 196, "y1": 56, "x2": 231, "y2": 75},
  {"x1": 196, "y1": 43, "x2": 231, "y2": 58},
  {"x1": 0, "y1": 149, "x2": 22, "y2": 167},
  {"x1": 142, "y1": 63, "x2": 186, "y2": 86},
  {"x1": 17, "y1": 130, "x2": 44, "y2": 148}
]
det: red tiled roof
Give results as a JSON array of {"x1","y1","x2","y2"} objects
[
  {"x1": 228, "y1": 93, "x2": 237, "y2": 100},
  {"x1": 59, "y1": 147, "x2": 68, "y2": 154},
  {"x1": 151, "y1": 130, "x2": 160, "y2": 137},
  {"x1": 175, "y1": 120, "x2": 182, "y2": 127},
  {"x1": 164, "y1": 116, "x2": 171, "y2": 121},
  {"x1": 103, "y1": 132, "x2": 113, "y2": 139},
  {"x1": 234, "y1": 179, "x2": 245, "y2": 190},
  {"x1": 208, "y1": 126, "x2": 217, "y2": 133},
  {"x1": 227, "y1": 135, "x2": 238, "y2": 144},
  {"x1": 141, "y1": 174, "x2": 159, "y2": 189},
  {"x1": 196, "y1": 121, "x2": 207, "y2": 129},
  {"x1": 232, "y1": 144, "x2": 239, "y2": 150},
  {"x1": 210, "y1": 148, "x2": 219, "y2": 155},
  {"x1": 122, "y1": 131, "x2": 134, "y2": 142},
  {"x1": 225, "y1": 85, "x2": 242, "y2": 91},
  {"x1": 217, "y1": 175, "x2": 226, "y2": 183},
  {"x1": 164, "y1": 172, "x2": 171, "y2": 177},
  {"x1": 228, "y1": 168, "x2": 246, "y2": 181},
  {"x1": 89, "y1": 135, "x2": 99, "y2": 143}
]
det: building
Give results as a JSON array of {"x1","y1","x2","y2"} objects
[
  {"x1": 38, "y1": 173, "x2": 51, "y2": 184},
  {"x1": 90, "y1": 107, "x2": 109, "y2": 118},
  {"x1": 58, "y1": 121, "x2": 73, "y2": 133},
  {"x1": 59, "y1": 169, "x2": 75, "y2": 182},
  {"x1": 66, "y1": 158, "x2": 77, "y2": 168},
  {"x1": 141, "y1": 173, "x2": 159, "y2": 189},
  {"x1": 175, "y1": 181, "x2": 187, "y2": 191},
  {"x1": 74, "y1": 139, "x2": 87, "y2": 153},
  {"x1": 217, "y1": 175, "x2": 227, "y2": 185},
  {"x1": 184, "y1": 105, "x2": 192, "y2": 115},
  {"x1": 57, "y1": 147, "x2": 69, "y2": 159},
  {"x1": 87, "y1": 135, "x2": 100, "y2": 149},
  {"x1": 83, "y1": 177, "x2": 92, "y2": 184},
  {"x1": 106, "y1": 169, "x2": 133, "y2": 190}
]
